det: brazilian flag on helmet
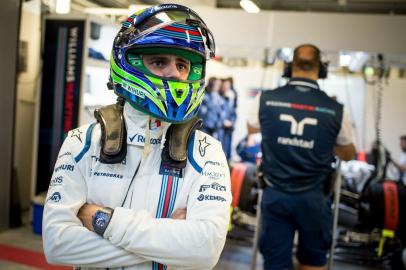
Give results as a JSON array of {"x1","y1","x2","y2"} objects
[{"x1": 109, "y1": 4, "x2": 216, "y2": 123}]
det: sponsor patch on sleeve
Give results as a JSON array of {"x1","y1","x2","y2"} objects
[
  {"x1": 199, "y1": 182, "x2": 226, "y2": 192},
  {"x1": 197, "y1": 194, "x2": 226, "y2": 202},
  {"x1": 47, "y1": 192, "x2": 62, "y2": 203}
]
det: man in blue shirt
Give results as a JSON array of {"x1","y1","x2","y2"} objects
[{"x1": 248, "y1": 44, "x2": 356, "y2": 270}]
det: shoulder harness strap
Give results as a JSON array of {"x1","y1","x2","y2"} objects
[
  {"x1": 94, "y1": 98, "x2": 127, "y2": 164},
  {"x1": 161, "y1": 117, "x2": 203, "y2": 169}
]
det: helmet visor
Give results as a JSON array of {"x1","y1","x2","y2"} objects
[{"x1": 126, "y1": 47, "x2": 204, "y2": 81}]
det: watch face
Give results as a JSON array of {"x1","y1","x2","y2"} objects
[
  {"x1": 95, "y1": 214, "x2": 107, "y2": 227},
  {"x1": 93, "y1": 210, "x2": 112, "y2": 235}
]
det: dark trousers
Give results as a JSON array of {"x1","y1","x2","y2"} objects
[{"x1": 259, "y1": 186, "x2": 333, "y2": 270}]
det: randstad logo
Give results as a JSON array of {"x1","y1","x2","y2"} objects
[{"x1": 279, "y1": 114, "x2": 318, "y2": 136}]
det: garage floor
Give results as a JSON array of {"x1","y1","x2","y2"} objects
[{"x1": 0, "y1": 222, "x2": 385, "y2": 270}]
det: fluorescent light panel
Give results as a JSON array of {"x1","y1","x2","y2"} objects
[
  {"x1": 240, "y1": 0, "x2": 260, "y2": 13},
  {"x1": 56, "y1": 0, "x2": 71, "y2": 14}
]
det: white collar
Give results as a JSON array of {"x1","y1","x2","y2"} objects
[{"x1": 123, "y1": 103, "x2": 170, "y2": 149}]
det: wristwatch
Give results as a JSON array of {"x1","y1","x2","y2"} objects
[{"x1": 92, "y1": 207, "x2": 114, "y2": 236}]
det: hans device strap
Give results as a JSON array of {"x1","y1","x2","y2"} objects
[
  {"x1": 94, "y1": 99, "x2": 202, "y2": 167},
  {"x1": 161, "y1": 117, "x2": 203, "y2": 169},
  {"x1": 94, "y1": 98, "x2": 127, "y2": 164}
]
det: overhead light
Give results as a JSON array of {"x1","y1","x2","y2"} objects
[
  {"x1": 240, "y1": 0, "x2": 260, "y2": 13},
  {"x1": 56, "y1": 0, "x2": 71, "y2": 14},
  {"x1": 348, "y1": 52, "x2": 370, "y2": 72},
  {"x1": 276, "y1": 48, "x2": 293, "y2": 62},
  {"x1": 338, "y1": 0, "x2": 347, "y2": 6}
]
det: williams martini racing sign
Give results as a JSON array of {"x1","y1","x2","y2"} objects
[{"x1": 36, "y1": 19, "x2": 84, "y2": 194}]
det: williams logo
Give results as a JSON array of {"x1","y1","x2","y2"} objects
[
  {"x1": 197, "y1": 194, "x2": 226, "y2": 202},
  {"x1": 159, "y1": 163, "x2": 183, "y2": 178},
  {"x1": 122, "y1": 82, "x2": 145, "y2": 99},
  {"x1": 47, "y1": 192, "x2": 61, "y2": 203}
]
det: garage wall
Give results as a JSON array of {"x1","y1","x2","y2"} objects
[
  {"x1": 270, "y1": 12, "x2": 406, "y2": 54},
  {"x1": 195, "y1": 7, "x2": 406, "y2": 60},
  {"x1": 15, "y1": 0, "x2": 41, "y2": 211},
  {"x1": 0, "y1": 0, "x2": 21, "y2": 230}
]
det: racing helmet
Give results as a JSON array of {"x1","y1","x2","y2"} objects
[{"x1": 109, "y1": 4, "x2": 216, "y2": 123}]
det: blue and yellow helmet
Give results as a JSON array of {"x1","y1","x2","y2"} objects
[{"x1": 110, "y1": 4, "x2": 216, "y2": 123}]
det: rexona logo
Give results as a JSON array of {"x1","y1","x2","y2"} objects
[
  {"x1": 47, "y1": 192, "x2": 61, "y2": 203},
  {"x1": 54, "y1": 164, "x2": 74, "y2": 173},
  {"x1": 199, "y1": 182, "x2": 227, "y2": 192},
  {"x1": 197, "y1": 194, "x2": 226, "y2": 202},
  {"x1": 50, "y1": 176, "x2": 63, "y2": 186}
]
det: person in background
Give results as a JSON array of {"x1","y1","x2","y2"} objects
[
  {"x1": 199, "y1": 77, "x2": 224, "y2": 140},
  {"x1": 392, "y1": 135, "x2": 406, "y2": 184},
  {"x1": 248, "y1": 44, "x2": 356, "y2": 270},
  {"x1": 220, "y1": 77, "x2": 238, "y2": 161},
  {"x1": 236, "y1": 124, "x2": 261, "y2": 164},
  {"x1": 42, "y1": 4, "x2": 231, "y2": 270},
  {"x1": 225, "y1": 76, "x2": 238, "y2": 110}
]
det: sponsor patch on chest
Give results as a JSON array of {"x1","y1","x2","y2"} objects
[{"x1": 159, "y1": 162, "x2": 183, "y2": 178}]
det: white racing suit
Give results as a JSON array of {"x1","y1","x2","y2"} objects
[{"x1": 43, "y1": 104, "x2": 232, "y2": 270}]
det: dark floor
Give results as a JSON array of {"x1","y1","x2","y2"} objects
[{"x1": 0, "y1": 223, "x2": 386, "y2": 270}]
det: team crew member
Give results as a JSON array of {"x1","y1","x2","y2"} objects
[
  {"x1": 43, "y1": 5, "x2": 231, "y2": 270},
  {"x1": 392, "y1": 135, "x2": 406, "y2": 184},
  {"x1": 248, "y1": 44, "x2": 356, "y2": 270}
]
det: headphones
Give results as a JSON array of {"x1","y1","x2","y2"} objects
[{"x1": 282, "y1": 44, "x2": 329, "y2": 79}]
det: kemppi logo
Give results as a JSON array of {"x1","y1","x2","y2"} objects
[{"x1": 280, "y1": 114, "x2": 318, "y2": 136}]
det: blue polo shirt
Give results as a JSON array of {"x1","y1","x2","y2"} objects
[{"x1": 259, "y1": 78, "x2": 343, "y2": 192}]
